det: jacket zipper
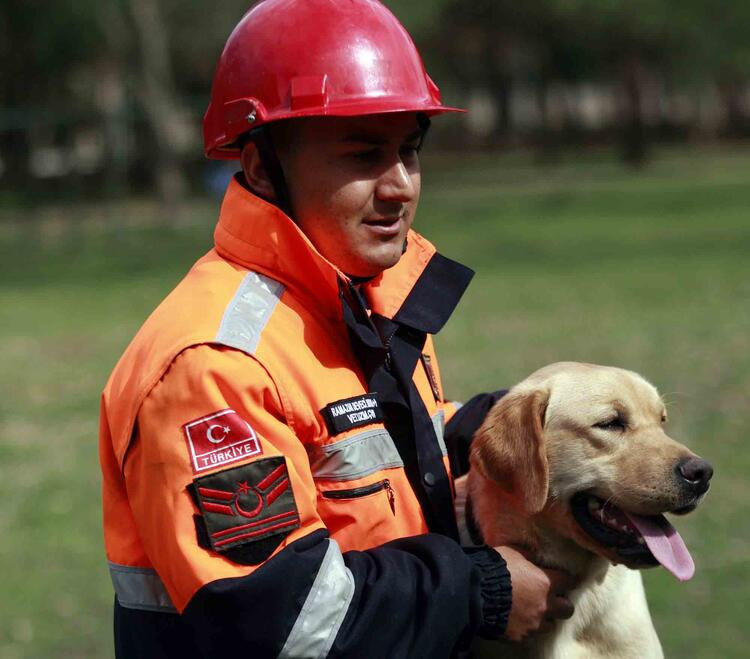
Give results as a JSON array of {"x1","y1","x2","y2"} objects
[
  {"x1": 383, "y1": 331, "x2": 396, "y2": 372},
  {"x1": 420, "y1": 353, "x2": 442, "y2": 402},
  {"x1": 322, "y1": 479, "x2": 396, "y2": 515}
]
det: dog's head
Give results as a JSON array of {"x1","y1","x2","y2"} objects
[{"x1": 469, "y1": 362, "x2": 712, "y2": 580}]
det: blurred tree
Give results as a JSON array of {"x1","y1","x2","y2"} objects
[
  {"x1": 433, "y1": 0, "x2": 735, "y2": 163},
  {"x1": 2, "y1": 0, "x2": 750, "y2": 197},
  {"x1": 0, "y1": 0, "x2": 105, "y2": 188},
  {"x1": 675, "y1": 0, "x2": 750, "y2": 135},
  {"x1": 384, "y1": 0, "x2": 453, "y2": 36},
  {"x1": 126, "y1": 0, "x2": 191, "y2": 215},
  {"x1": 555, "y1": 0, "x2": 679, "y2": 164}
]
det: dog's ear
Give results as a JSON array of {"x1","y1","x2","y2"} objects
[{"x1": 470, "y1": 389, "x2": 550, "y2": 514}]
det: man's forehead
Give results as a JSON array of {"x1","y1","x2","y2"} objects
[{"x1": 297, "y1": 113, "x2": 422, "y2": 144}]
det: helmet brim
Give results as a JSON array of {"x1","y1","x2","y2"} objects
[{"x1": 207, "y1": 104, "x2": 466, "y2": 160}]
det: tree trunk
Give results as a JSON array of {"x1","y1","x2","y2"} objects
[
  {"x1": 718, "y1": 78, "x2": 749, "y2": 138},
  {"x1": 128, "y1": 0, "x2": 191, "y2": 218},
  {"x1": 620, "y1": 56, "x2": 648, "y2": 167},
  {"x1": 488, "y1": 34, "x2": 513, "y2": 145}
]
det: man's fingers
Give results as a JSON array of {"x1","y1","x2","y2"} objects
[
  {"x1": 547, "y1": 594, "x2": 575, "y2": 621},
  {"x1": 545, "y1": 568, "x2": 580, "y2": 594}
]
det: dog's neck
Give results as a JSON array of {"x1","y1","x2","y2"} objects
[{"x1": 466, "y1": 473, "x2": 610, "y2": 582}]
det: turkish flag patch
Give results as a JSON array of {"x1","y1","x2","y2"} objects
[
  {"x1": 183, "y1": 408, "x2": 262, "y2": 473},
  {"x1": 193, "y1": 457, "x2": 300, "y2": 554}
]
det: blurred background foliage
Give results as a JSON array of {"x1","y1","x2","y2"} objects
[
  {"x1": 1, "y1": 1, "x2": 749, "y2": 657},
  {"x1": 3, "y1": 0, "x2": 750, "y2": 208}
]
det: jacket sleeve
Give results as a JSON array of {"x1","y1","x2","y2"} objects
[{"x1": 125, "y1": 344, "x2": 508, "y2": 658}]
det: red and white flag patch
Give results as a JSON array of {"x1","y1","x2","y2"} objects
[{"x1": 183, "y1": 408, "x2": 262, "y2": 473}]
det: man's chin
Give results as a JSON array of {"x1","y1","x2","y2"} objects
[
  {"x1": 342, "y1": 247, "x2": 404, "y2": 279},
  {"x1": 365, "y1": 254, "x2": 404, "y2": 276}
]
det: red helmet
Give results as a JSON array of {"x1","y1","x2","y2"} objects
[{"x1": 203, "y1": 0, "x2": 463, "y2": 159}]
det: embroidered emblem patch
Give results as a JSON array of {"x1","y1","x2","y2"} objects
[
  {"x1": 183, "y1": 409, "x2": 262, "y2": 473},
  {"x1": 321, "y1": 393, "x2": 383, "y2": 436},
  {"x1": 193, "y1": 457, "x2": 300, "y2": 553}
]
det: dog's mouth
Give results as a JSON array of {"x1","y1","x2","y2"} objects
[{"x1": 570, "y1": 493, "x2": 695, "y2": 581}]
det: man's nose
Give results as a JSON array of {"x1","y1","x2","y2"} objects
[{"x1": 375, "y1": 160, "x2": 416, "y2": 203}]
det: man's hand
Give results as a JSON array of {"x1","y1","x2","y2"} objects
[{"x1": 496, "y1": 545, "x2": 577, "y2": 641}]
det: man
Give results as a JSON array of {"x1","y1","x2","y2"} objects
[{"x1": 99, "y1": 1, "x2": 575, "y2": 656}]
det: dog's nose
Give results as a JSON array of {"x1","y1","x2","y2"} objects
[{"x1": 676, "y1": 457, "x2": 714, "y2": 495}]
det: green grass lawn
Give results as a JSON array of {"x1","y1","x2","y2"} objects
[{"x1": 1, "y1": 146, "x2": 748, "y2": 657}]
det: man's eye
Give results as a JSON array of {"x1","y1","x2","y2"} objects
[
  {"x1": 593, "y1": 418, "x2": 626, "y2": 431},
  {"x1": 400, "y1": 144, "x2": 421, "y2": 158},
  {"x1": 350, "y1": 149, "x2": 379, "y2": 161}
]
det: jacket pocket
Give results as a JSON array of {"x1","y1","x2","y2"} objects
[{"x1": 321, "y1": 478, "x2": 396, "y2": 515}]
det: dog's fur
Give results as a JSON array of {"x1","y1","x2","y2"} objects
[{"x1": 462, "y1": 362, "x2": 711, "y2": 658}]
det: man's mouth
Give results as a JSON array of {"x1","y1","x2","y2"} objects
[
  {"x1": 570, "y1": 492, "x2": 695, "y2": 581},
  {"x1": 362, "y1": 215, "x2": 404, "y2": 236}
]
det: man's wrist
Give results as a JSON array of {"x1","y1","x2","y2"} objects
[{"x1": 464, "y1": 545, "x2": 513, "y2": 639}]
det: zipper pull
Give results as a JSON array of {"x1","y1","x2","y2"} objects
[
  {"x1": 420, "y1": 353, "x2": 441, "y2": 402},
  {"x1": 384, "y1": 479, "x2": 396, "y2": 515},
  {"x1": 382, "y1": 331, "x2": 395, "y2": 373}
]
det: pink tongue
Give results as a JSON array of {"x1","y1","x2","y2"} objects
[{"x1": 624, "y1": 512, "x2": 695, "y2": 581}]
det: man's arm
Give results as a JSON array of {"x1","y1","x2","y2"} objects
[
  {"x1": 124, "y1": 345, "x2": 511, "y2": 657},
  {"x1": 444, "y1": 390, "x2": 508, "y2": 477}
]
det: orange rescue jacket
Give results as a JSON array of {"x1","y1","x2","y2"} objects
[{"x1": 100, "y1": 178, "x2": 508, "y2": 658}]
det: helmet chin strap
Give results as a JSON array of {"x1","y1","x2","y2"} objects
[{"x1": 241, "y1": 126, "x2": 294, "y2": 219}]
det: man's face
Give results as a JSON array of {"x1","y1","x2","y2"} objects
[{"x1": 277, "y1": 112, "x2": 423, "y2": 278}]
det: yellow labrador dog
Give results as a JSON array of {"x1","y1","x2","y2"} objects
[{"x1": 458, "y1": 362, "x2": 712, "y2": 658}]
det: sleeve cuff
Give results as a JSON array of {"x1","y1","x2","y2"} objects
[{"x1": 463, "y1": 545, "x2": 512, "y2": 639}]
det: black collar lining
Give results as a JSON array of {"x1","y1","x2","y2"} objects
[{"x1": 392, "y1": 252, "x2": 474, "y2": 334}]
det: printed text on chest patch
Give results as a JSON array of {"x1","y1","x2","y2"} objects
[
  {"x1": 182, "y1": 408, "x2": 262, "y2": 473},
  {"x1": 321, "y1": 393, "x2": 383, "y2": 436}
]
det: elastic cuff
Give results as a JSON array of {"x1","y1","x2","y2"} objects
[{"x1": 463, "y1": 546, "x2": 512, "y2": 639}]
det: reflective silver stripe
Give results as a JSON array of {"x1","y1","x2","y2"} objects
[
  {"x1": 432, "y1": 410, "x2": 447, "y2": 456},
  {"x1": 215, "y1": 271, "x2": 285, "y2": 355},
  {"x1": 108, "y1": 562, "x2": 177, "y2": 613},
  {"x1": 449, "y1": 401, "x2": 463, "y2": 413},
  {"x1": 279, "y1": 539, "x2": 355, "y2": 659},
  {"x1": 309, "y1": 428, "x2": 403, "y2": 481}
]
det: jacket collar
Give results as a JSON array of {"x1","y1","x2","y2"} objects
[{"x1": 213, "y1": 177, "x2": 473, "y2": 331}]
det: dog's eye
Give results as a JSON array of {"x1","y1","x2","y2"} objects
[{"x1": 594, "y1": 418, "x2": 626, "y2": 431}]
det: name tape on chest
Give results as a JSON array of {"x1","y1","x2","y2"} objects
[
  {"x1": 183, "y1": 408, "x2": 263, "y2": 474},
  {"x1": 320, "y1": 393, "x2": 383, "y2": 436}
]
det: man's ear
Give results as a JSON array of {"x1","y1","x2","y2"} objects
[
  {"x1": 470, "y1": 389, "x2": 550, "y2": 514},
  {"x1": 239, "y1": 142, "x2": 277, "y2": 200}
]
